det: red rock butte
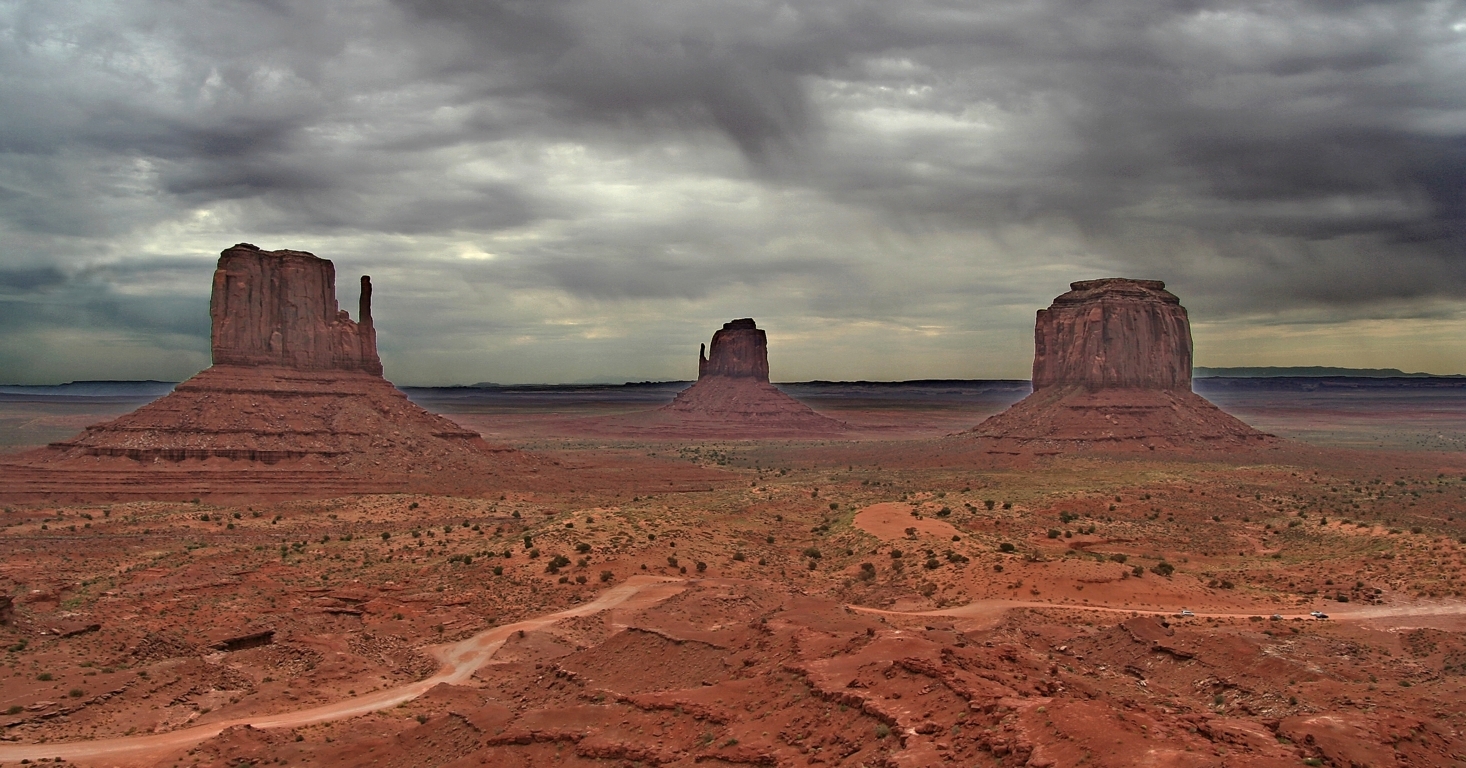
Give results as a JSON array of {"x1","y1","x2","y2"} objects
[
  {"x1": 970, "y1": 279, "x2": 1275, "y2": 453},
  {"x1": 0, "y1": 244, "x2": 551, "y2": 501},
  {"x1": 654, "y1": 319, "x2": 844, "y2": 436}
]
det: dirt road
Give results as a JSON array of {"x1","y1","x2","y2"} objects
[
  {"x1": 0, "y1": 575, "x2": 686, "y2": 766},
  {"x1": 852, "y1": 595, "x2": 1466, "y2": 630},
  {"x1": 6, "y1": 577, "x2": 1463, "y2": 766}
]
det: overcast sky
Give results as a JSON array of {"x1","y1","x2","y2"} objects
[{"x1": 2, "y1": 0, "x2": 1464, "y2": 385}]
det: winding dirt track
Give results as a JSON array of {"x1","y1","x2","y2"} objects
[
  {"x1": 0, "y1": 576, "x2": 687, "y2": 766},
  {"x1": 5, "y1": 577, "x2": 1464, "y2": 766},
  {"x1": 851, "y1": 596, "x2": 1466, "y2": 630}
]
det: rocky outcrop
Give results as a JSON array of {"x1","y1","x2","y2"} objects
[
  {"x1": 211, "y1": 243, "x2": 381, "y2": 374},
  {"x1": 1033, "y1": 279, "x2": 1190, "y2": 391},
  {"x1": 698, "y1": 319, "x2": 770, "y2": 381},
  {"x1": 0, "y1": 244, "x2": 554, "y2": 501},
  {"x1": 649, "y1": 319, "x2": 843, "y2": 436},
  {"x1": 970, "y1": 279, "x2": 1274, "y2": 454}
]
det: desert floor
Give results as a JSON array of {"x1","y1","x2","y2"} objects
[{"x1": 1, "y1": 380, "x2": 1465, "y2": 767}]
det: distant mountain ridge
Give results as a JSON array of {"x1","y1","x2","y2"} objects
[
  {"x1": 0, "y1": 380, "x2": 179, "y2": 397},
  {"x1": 1193, "y1": 366, "x2": 1462, "y2": 378}
]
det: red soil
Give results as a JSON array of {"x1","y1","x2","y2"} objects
[{"x1": 968, "y1": 386, "x2": 1279, "y2": 455}]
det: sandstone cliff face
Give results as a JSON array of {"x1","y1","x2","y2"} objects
[
  {"x1": 2, "y1": 243, "x2": 554, "y2": 500},
  {"x1": 1033, "y1": 279, "x2": 1190, "y2": 391},
  {"x1": 654, "y1": 318, "x2": 844, "y2": 436},
  {"x1": 210, "y1": 243, "x2": 381, "y2": 375},
  {"x1": 972, "y1": 278, "x2": 1273, "y2": 453},
  {"x1": 699, "y1": 319, "x2": 770, "y2": 381}
]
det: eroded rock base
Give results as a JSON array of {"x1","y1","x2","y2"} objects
[{"x1": 969, "y1": 386, "x2": 1278, "y2": 454}]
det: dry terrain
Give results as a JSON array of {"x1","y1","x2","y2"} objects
[{"x1": 2, "y1": 381, "x2": 1465, "y2": 767}]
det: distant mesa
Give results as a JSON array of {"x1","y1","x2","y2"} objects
[
  {"x1": 697, "y1": 318, "x2": 770, "y2": 381},
  {"x1": 0, "y1": 243, "x2": 548, "y2": 501},
  {"x1": 970, "y1": 279, "x2": 1276, "y2": 453},
  {"x1": 444, "y1": 322, "x2": 846, "y2": 436},
  {"x1": 654, "y1": 319, "x2": 845, "y2": 436}
]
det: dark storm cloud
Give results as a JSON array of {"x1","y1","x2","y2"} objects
[{"x1": 2, "y1": 0, "x2": 1465, "y2": 381}]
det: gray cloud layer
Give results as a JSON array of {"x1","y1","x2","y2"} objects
[{"x1": 2, "y1": 0, "x2": 1464, "y2": 383}]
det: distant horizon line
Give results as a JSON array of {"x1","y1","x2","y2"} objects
[{"x1": 3, "y1": 365, "x2": 1464, "y2": 390}]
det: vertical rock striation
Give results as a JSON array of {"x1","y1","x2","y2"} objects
[
  {"x1": 2, "y1": 244, "x2": 552, "y2": 500},
  {"x1": 698, "y1": 318, "x2": 771, "y2": 381},
  {"x1": 659, "y1": 319, "x2": 844, "y2": 436},
  {"x1": 210, "y1": 244, "x2": 382, "y2": 375},
  {"x1": 971, "y1": 279, "x2": 1273, "y2": 453},
  {"x1": 1032, "y1": 279, "x2": 1190, "y2": 391}
]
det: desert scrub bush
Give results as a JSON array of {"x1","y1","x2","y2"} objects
[
  {"x1": 544, "y1": 555, "x2": 572, "y2": 573},
  {"x1": 984, "y1": 500, "x2": 996, "y2": 510},
  {"x1": 1047, "y1": 529, "x2": 1060, "y2": 539},
  {"x1": 859, "y1": 562, "x2": 876, "y2": 580},
  {"x1": 732, "y1": 551, "x2": 746, "y2": 562},
  {"x1": 575, "y1": 542, "x2": 591, "y2": 553},
  {"x1": 1151, "y1": 561, "x2": 1175, "y2": 577},
  {"x1": 999, "y1": 542, "x2": 1016, "y2": 553},
  {"x1": 599, "y1": 570, "x2": 614, "y2": 582},
  {"x1": 889, "y1": 548, "x2": 903, "y2": 559},
  {"x1": 924, "y1": 558, "x2": 940, "y2": 569},
  {"x1": 803, "y1": 547, "x2": 822, "y2": 559},
  {"x1": 875, "y1": 723, "x2": 891, "y2": 739}
]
